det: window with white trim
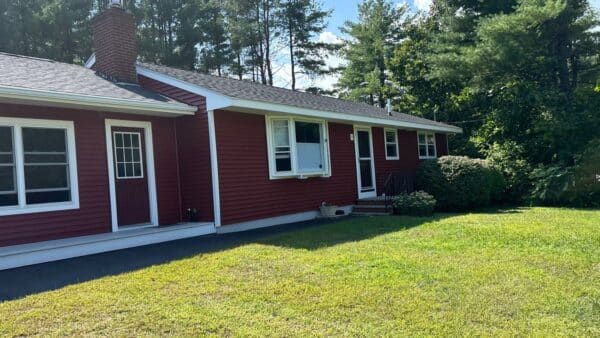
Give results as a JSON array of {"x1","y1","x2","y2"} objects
[
  {"x1": 0, "y1": 118, "x2": 78, "y2": 216},
  {"x1": 384, "y1": 129, "x2": 399, "y2": 160},
  {"x1": 266, "y1": 117, "x2": 330, "y2": 178},
  {"x1": 418, "y1": 132, "x2": 437, "y2": 159},
  {"x1": 113, "y1": 132, "x2": 144, "y2": 179}
]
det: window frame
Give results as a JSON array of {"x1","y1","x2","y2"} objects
[
  {"x1": 0, "y1": 117, "x2": 79, "y2": 217},
  {"x1": 384, "y1": 128, "x2": 399, "y2": 160},
  {"x1": 265, "y1": 115, "x2": 331, "y2": 179},
  {"x1": 113, "y1": 131, "x2": 144, "y2": 180},
  {"x1": 417, "y1": 131, "x2": 437, "y2": 159}
]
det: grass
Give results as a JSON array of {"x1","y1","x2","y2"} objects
[{"x1": 1, "y1": 207, "x2": 599, "y2": 336}]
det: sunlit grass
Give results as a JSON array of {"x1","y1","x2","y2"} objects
[{"x1": 1, "y1": 207, "x2": 598, "y2": 336}]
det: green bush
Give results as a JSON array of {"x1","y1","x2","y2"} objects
[
  {"x1": 528, "y1": 139, "x2": 600, "y2": 207},
  {"x1": 485, "y1": 141, "x2": 532, "y2": 203},
  {"x1": 392, "y1": 191, "x2": 436, "y2": 216},
  {"x1": 415, "y1": 156, "x2": 506, "y2": 211}
]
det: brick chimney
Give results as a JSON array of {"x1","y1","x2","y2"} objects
[{"x1": 91, "y1": 1, "x2": 138, "y2": 83}]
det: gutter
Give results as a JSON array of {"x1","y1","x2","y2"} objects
[{"x1": 0, "y1": 85, "x2": 197, "y2": 116}]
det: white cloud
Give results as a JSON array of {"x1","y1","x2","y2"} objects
[{"x1": 413, "y1": 0, "x2": 432, "y2": 12}]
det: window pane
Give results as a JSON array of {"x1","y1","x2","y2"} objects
[
  {"x1": 360, "y1": 160, "x2": 373, "y2": 189},
  {"x1": 357, "y1": 131, "x2": 371, "y2": 158},
  {"x1": 273, "y1": 120, "x2": 290, "y2": 147},
  {"x1": 418, "y1": 134, "x2": 426, "y2": 144},
  {"x1": 125, "y1": 163, "x2": 133, "y2": 177},
  {"x1": 385, "y1": 131, "x2": 396, "y2": 144},
  {"x1": 428, "y1": 145, "x2": 436, "y2": 157},
  {"x1": 133, "y1": 149, "x2": 140, "y2": 161},
  {"x1": 0, "y1": 166, "x2": 15, "y2": 192},
  {"x1": 297, "y1": 143, "x2": 323, "y2": 172},
  {"x1": 117, "y1": 163, "x2": 126, "y2": 177},
  {"x1": 131, "y1": 134, "x2": 140, "y2": 148},
  {"x1": 115, "y1": 133, "x2": 123, "y2": 147},
  {"x1": 22, "y1": 128, "x2": 66, "y2": 152},
  {"x1": 125, "y1": 148, "x2": 133, "y2": 162},
  {"x1": 124, "y1": 133, "x2": 132, "y2": 147},
  {"x1": 295, "y1": 122, "x2": 320, "y2": 143},
  {"x1": 0, "y1": 194, "x2": 18, "y2": 207},
  {"x1": 116, "y1": 148, "x2": 124, "y2": 162},
  {"x1": 427, "y1": 134, "x2": 436, "y2": 145},
  {"x1": 133, "y1": 163, "x2": 142, "y2": 177},
  {"x1": 419, "y1": 145, "x2": 427, "y2": 157},
  {"x1": 26, "y1": 190, "x2": 70, "y2": 205},
  {"x1": 0, "y1": 154, "x2": 13, "y2": 164},
  {"x1": 386, "y1": 145, "x2": 397, "y2": 158},
  {"x1": 0, "y1": 127, "x2": 13, "y2": 153},
  {"x1": 24, "y1": 153, "x2": 66, "y2": 163},
  {"x1": 25, "y1": 165, "x2": 68, "y2": 190},
  {"x1": 275, "y1": 153, "x2": 292, "y2": 172}
]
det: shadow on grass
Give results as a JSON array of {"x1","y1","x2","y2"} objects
[{"x1": 0, "y1": 211, "x2": 477, "y2": 302}]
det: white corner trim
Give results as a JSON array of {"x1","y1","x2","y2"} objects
[
  {"x1": 207, "y1": 110, "x2": 222, "y2": 227},
  {"x1": 105, "y1": 119, "x2": 159, "y2": 231},
  {"x1": 84, "y1": 53, "x2": 96, "y2": 69},
  {"x1": 216, "y1": 206, "x2": 354, "y2": 234},
  {"x1": 136, "y1": 66, "x2": 234, "y2": 111},
  {"x1": 0, "y1": 223, "x2": 216, "y2": 271},
  {"x1": 0, "y1": 85, "x2": 196, "y2": 116}
]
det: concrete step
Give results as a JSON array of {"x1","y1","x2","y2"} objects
[
  {"x1": 355, "y1": 199, "x2": 388, "y2": 206},
  {"x1": 352, "y1": 205, "x2": 392, "y2": 215}
]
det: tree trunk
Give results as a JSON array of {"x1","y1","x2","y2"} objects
[{"x1": 289, "y1": 20, "x2": 296, "y2": 90}]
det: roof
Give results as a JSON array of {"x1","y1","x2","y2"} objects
[
  {"x1": 138, "y1": 62, "x2": 461, "y2": 133},
  {"x1": 0, "y1": 53, "x2": 195, "y2": 115}
]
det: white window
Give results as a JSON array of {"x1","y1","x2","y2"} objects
[
  {"x1": 0, "y1": 118, "x2": 79, "y2": 216},
  {"x1": 113, "y1": 132, "x2": 144, "y2": 179},
  {"x1": 266, "y1": 116, "x2": 330, "y2": 178},
  {"x1": 418, "y1": 132, "x2": 437, "y2": 159},
  {"x1": 384, "y1": 129, "x2": 399, "y2": 160}
]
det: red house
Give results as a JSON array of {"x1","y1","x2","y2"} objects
[{"x1": 0, "y1": 4, "x2": 460, "y2": 270}]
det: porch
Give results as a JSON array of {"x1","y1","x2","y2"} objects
[{"x1": 0, "y1": 222, "x2": 215, "y2": 271}]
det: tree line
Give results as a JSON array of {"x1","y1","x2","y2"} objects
[{"x1": 0, "y1": 0, "x2": 337, "y2": 90}]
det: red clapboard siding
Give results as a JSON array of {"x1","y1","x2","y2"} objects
[
  {"x1": 139, "y1": 75, "x2": 214, "y2": 222},
  {"x1": 372, "y1": 128, "x2": 421, "y2": 193},
  {"x1": 436, "y1": 133, "x2": 449, "y2": 157},
  {"x1": 214, "y1": 110, "x2": 357, "y2": 225},
  {"x1": 0, "y1": 103, "x2": 182, "y2": 247}
]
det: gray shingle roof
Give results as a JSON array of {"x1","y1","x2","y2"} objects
[
  {"x1": 139, "y1": 62, "x2": 460, "y2": 132},
  {"x1": 0, "y1": 52, "x2": 183, "y2": 106}
]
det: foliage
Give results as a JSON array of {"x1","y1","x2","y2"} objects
[
  {"x1": 416, "y1": 156, "x2": 505, "y2": 211},
  {"x1": 528, "y1": 139, "x2": 600, "y2": 207},
  {"x1": 392, "y1": 191, "x2": 436, "y2": 216}
]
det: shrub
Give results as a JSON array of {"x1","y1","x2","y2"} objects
[
  {"x1": 415, "y1": 156, "x2": 506, "y2": 211},
  {"x1": 392, "y1": 191, "x2": 436, "y2": 216},
  {"x1": 485, "y1": 141, "x2": 532, "y2": 203}
]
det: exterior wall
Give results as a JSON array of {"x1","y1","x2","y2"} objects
[
  {"x1": 372, "y1": 128, "x2": 421, "y2": 194},
  {"x1": 0, "y1": 103, "x2": 183, "y2": 247},
  {"x1": 139, "y1": 75, "x2": 214, "y2": 222},
  {"x1": 436, "y1": 133, "x2": 449, "y2": 157},
  {"x1": 214, "y1": 110, "x2": 357, "y2": 225}
]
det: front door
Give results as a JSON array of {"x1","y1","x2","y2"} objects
[
  {"x1": 354, "y1": 127, "x2": 377, "y2": 199},
  {"x1": 111, "y1": 127, "x2": 150, "y2": 227}
]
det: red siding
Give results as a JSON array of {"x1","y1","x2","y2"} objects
[
  {"x1": 372, "y1": 128, "x2": 421, "y2": 193},
  {"x1": 214, "y1": 110, "x2": 357, "y2": 225},
  {"x1": 0, "y1": 103, "x2": 182, "y2": 247},
  {"x1": 436, "y1": 133, "x2": 449, "y2": 157},
  {"x1": 139, "y1": 75, "x2": 214, "y2": 222}
]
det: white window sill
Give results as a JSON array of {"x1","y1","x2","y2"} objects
[
  {"x1": 270, "y1": 172, "x2": 331, "y2": 180},
  {"x1": 419, "y1": 156, "x2": 437, "y2": 160},
  {"x1": 386, "y1": 157, "x2": 400, "y2": 161},
  {"x1": 0, "y1": 202, "x2": 80, "y2": 217}
]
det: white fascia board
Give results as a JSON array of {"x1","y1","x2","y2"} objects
[
  {"x1": 230, "y1": 99, "x2": 463, "y2": 134},
  {"x1": 0, "y1": 85, "x2": 196, "y2": 116},
  {"x1": 136, "y1": 66, "x2": 234, "y2": 111}
]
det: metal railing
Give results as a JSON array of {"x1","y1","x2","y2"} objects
[{"x1": 382, "y1": 172, "x2": 416, "y2": 213}]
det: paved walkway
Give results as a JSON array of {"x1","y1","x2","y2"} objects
[{"x1": 0, "y1": 218, "x2": 338, "y2": 302}]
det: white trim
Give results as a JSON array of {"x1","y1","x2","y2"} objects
[
  {"x1": 207, "y1": 110, "x2": 222, "y2": 227},
  {"x1": 265, "y1": 115, "x2": 331, "y2": 179},
  {"x1": 216, "y1": 206, "x2": 354, "y2": 234},
  {"x1": 0, "y1": 222, "x2": 215, "y2": 271},
  {"x1": 105, "y1": 119, "x2": 159, "y2": 231},
  {"x1": 0, "y1": 117, "x2": 79, "y2": 217},
  {"x1": 84, "y1": 53, "x2": 96, "y2": 69},
  {"x1": 136, "y1": 66, "x2": 462, "y2": 134},
  {"x1": 384, "y1": 128, "x2": 399, "y2": 160},
  {"x1": 417, "y1": 131, "x2": 437, "y2": 159},
  {"x1": 354, "y1": 126, "x2": 377, "y2": 199},
  {"x1": 0, "y1": 85, "x2": 196, "y2": 117},
  {"x1": 136, "y1": 67, "x2": 233, "y2": 111}
]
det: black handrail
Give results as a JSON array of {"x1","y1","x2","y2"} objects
[{"x1": 382, "y1": 172, "x2": 416, "y2": 213}]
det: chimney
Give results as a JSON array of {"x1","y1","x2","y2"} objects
[{"x1": 91, "y1": 1, "x2": 138, "y2": 83}]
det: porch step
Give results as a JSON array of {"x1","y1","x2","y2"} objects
[{"x1": 352, "y1": 204, "x2": 392, "y2": 216}]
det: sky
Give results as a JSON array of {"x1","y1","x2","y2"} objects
[{"x1": 274, "y1": 0, "x2": 599, "y2": 90}]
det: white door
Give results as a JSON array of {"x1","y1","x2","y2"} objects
[{"x1": 354, "y1": 126, "x2": 377, "y2": 199}]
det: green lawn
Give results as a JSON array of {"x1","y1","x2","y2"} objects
[{"x1": 1, "y1": 208, "x2": 599, "y2": 336}]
